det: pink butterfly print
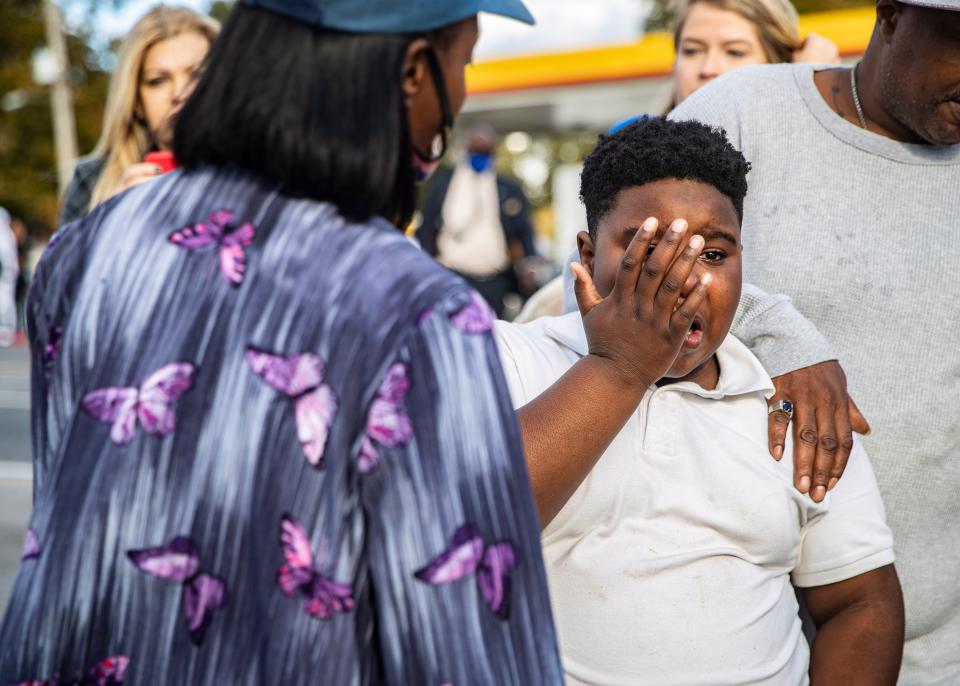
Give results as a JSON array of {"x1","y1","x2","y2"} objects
[
  {"x1": 81, "y1": 363, "x2": 195, "y2": 445},
  {"x1": 127, "y1": 536, "x2": 229, "y2": 645},
  {"x1": 168, "y1": 209, "x2": 255, "y2": 286},
  {"x1": 278, "y1": 513, "x2": 354, "y2": 620},
  {"x1": 449, "y1": 292, "x2": 495, "y2": 333},
  {"x1": 358, "y1": 363, "x2": 413, "y2": 474},
  {"x1": 21, "y1": 528, "x2": 40, "y2": 560},
  {"x1": 246, "y1": 348, "x2": 338, "y2": 467},
  {"x1": 418, "y1": 291, "x2": 494, "y2": 334},
  {"x1": 47, "y1": 229, "x2": 64, "y2": 250},
  {"x1": 11, "y1": 655, "x2": 129, "y2": 686},
  {"x1": 414, "y1": 524, "x2": 519, "y2": 620},
  {"x1": 43, "y1": 325, "x2": 63, "y2": 370},
  {"x1": 84, "y1": 656, "x2": 129, "y2": 685}
]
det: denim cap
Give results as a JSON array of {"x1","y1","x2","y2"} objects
[{"x1": 242, "y1": 0, "x2": 535, "y2": 32}]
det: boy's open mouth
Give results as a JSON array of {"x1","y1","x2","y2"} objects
[{"x1": 683, "y1": 316, "x2": 704, "y2": 349}]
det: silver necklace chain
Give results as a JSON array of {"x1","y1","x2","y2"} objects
[{"x1": 850, "y1": 63, "x2": 867, "y2": 130}]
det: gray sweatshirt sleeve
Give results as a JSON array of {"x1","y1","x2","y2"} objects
[{"x1": 733, "y1": 283, "x2": 835, "y2": 377}]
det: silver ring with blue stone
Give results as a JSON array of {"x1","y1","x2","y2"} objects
[{"x1": 768, "y1": 399, "x2": 794, "y2": 421}]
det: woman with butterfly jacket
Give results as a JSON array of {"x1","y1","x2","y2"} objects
[{"x1": 0, "y1": 1, "x2": 563, "y2": 684}]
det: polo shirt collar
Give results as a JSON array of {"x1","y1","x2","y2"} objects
[{"x1": 542, "y1": 311, "x2": 774, "y2": 400}]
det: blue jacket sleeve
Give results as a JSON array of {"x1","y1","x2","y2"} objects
[{"x1": 359, "y1": 300, "x2": 562, "y2": 685}]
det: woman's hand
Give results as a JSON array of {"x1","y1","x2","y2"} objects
[
  {"x1": 572, "y1": 217, "x2": 711, "y2": 389},
  {"x1": 793, "y1": 33, "x2": 841, "y2": 65}
]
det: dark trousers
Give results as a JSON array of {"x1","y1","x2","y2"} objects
[{"x1": 456, "y1": 269, "x2": 515, "y2": 319}]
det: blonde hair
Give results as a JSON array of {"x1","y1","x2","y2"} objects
[
  {"x1": 671, "y1": 0, "x2": 801, "y2": 65},
  {"x1": 89, "y1": 5, "x2": 219, "y2": 210}
]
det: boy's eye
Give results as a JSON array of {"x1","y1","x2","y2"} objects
[{"x1": 701, "y1": 249, "x2": 726, "y2": 262}]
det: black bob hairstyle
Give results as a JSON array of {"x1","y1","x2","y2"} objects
[
  {"x1": 579, "y1": 117, "x2": 751, "y2": 240},
  {"x1": 174, "y1": 3, "x2": 458, "y2": 228}
]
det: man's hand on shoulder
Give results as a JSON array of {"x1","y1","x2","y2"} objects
[{"x1": 768, "y1": 360, "x2": 870, "y2": 502}]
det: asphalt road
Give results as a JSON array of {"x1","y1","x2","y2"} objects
[{"x1": 0, "y1": 344, "x2": 32, "y2": 616}]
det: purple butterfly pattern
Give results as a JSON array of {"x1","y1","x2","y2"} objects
[
  {"x1": 358, "y1": 362, "x2": 413, "y2": 474},
  {"x1": 246, "y1": 348, "x2": 338, "y2": 467},
  {"x1": 278, "y1": 514, "x2": 354, "y2": 620},
  {"x1": 46, "y1": 229, "x2": 64, "y2": 251},
  {"x1": 21, "y1": 528, "x2": 40, "y2": 560},
  {"x1": 449, "y1": 292, "x2": 495, "y2": 334},
  {"x1": 43, "y1": 325, "x2": 63, "y2": 371},
  {"x1": 81, "y1": 363, "x2": 195, "y2": 445},
  {"x1": 418, "y1": 291, "x2": 494, "y2": 334},
  {"x1": 414, "y1": 524, "x2": 519, "y2": 620},
  {"x1": 127, "y1": 536, "x2": 229, "y2": 645},
  {"x1": 168, "y1": 210, "x2": 255, "y2": 286},
  {"x1": 11, "y1": 655, "x2": 129, "y2": 686}
]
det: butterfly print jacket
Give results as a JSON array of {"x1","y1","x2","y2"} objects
[{"x1": 0, "y1": 168, "x2": 562, "y2": 685}]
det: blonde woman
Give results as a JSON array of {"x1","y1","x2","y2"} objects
[
  {"x1": 59, "y1": 5, "x2": 218, "y2": 225},
  {"x1": 671, "y1": 0, "x2": 840, "y2": 105}
]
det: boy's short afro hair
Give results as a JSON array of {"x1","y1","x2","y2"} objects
[{"x1": 580, "y1": 117, "x2": 751, "y2": 239}]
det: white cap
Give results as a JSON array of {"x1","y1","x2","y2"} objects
[{"x1": 896, "y1": 0, "x2": 959, "y2": 10}]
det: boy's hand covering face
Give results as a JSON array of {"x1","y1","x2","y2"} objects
[
  {"x1": 572, "y1": 216, "x2": 713, "y2": 390},
  {"x1": 575, "y1": 179, "x2": 742, "y2": 391}
]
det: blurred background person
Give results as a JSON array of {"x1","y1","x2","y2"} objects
[
  {"x1": 670, "y1": 0, "x2": 840, "y2": 107},
  {"x1": 59, "y1": 5, "x2": 219, "y2": 225},
  {"x1": 9, "y1": 215, "x2": 30, "y2": 335},
  {"x1": 419, "y1": 123, "x2": 538, "y2": 318},
  {"x1": 0, "y1": 208, "x2": 17, "y2": 347}
]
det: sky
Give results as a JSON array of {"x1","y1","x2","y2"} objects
[{"x1": 64, "y1": 0, "x2": 652, "y2": 59}]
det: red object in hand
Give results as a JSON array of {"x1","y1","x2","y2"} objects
[{"x1": 144, "y1": 150, "x2": 179, "y2": 174}]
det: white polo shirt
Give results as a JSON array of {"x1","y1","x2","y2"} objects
[{"x1": 495, "y1": 313, "x2": 895, "y2": 686}]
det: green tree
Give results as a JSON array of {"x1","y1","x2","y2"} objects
[
  {"x1": 0, "y1": 0, "x2": 109, "y2": 232},
  {"x1": 209, "y1": 0, "x2": 233, "y2": 23}
]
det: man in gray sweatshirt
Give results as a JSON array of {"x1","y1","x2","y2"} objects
[{"x1": 670, "y1": 0, "x2": 960, "y2": 682}]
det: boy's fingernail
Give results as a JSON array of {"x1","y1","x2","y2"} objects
[
  {"x1": 700, "y1": 273, "x2": 712, "y2": 286},
  {"x1": 827, "y1": 477, "x2": 839, "y2": 490},
  {"x1": 643, "y1": 217, "x2": 657, "y2": 232},
  {"x1": 813, "y1": 485, "x2": 826, "y2": 501},
  {"x1": 671, "y1": 219, "x2": 687, "y2": 233},
  {"x1": 798, "y1": 476, "x2": 811, "y2": 493},
  {"x1": 772, "y1": 445, "x2": 783, "y2": 460},
  {"x1": 689, "y1": 235, "x2": 704, "y2": 249}
]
